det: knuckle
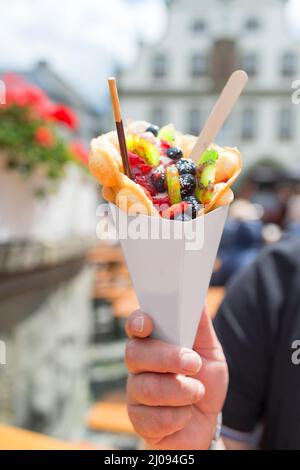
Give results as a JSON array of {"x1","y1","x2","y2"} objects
[
  {"x1": 140, "y1": 373, "x2": 161, "y2": 405},
  {"x1": 192, "y1": 382, "x2": 204, "y2": 403},
  {"x1": 158, "y1": 348, "x2": 175, "y2": 373},
  {"x1": 128, "y1": 373, "x2": 157, "y2": 405},
  {"x1": 177, "y1": 376, "x2": 203, "y2": 404}
]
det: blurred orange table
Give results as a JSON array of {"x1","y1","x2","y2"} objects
[
  {"x1": 0, "y1": 424, "x2": 99, "y2": 450},
  {"x1": 87, "y1": 402, "x2": 135, "y2": 435}
]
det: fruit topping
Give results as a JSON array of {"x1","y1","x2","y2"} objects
[
  {"x1": 140, "y1": 131, "x2": 158, "y2": 145},
  {"x1": 166, "y1": 165, "x2": 182, "y2": 205},
  {"x1": 146, "y1": 124, "x2": 160, "y2": 137},
  {"x1": 180, "y1": 174, "x2": 196, "y2": 198},
  {"x1": 150, "y1": 166, "x2": 166, "y2": 193},
  {"x1": 161, "y1": 139, "x2": 172, "y2": 151},
  {"x1": 195, "y1": 149, "x2": 219, "y2": 205},
  {"x1": 158, "y1": 124, "x2": 176, "y2": 144},
  {"x1": 183, "y1": 195, "x2": 201, "y2": 219},
  {"x1": 152, "y1": 194, "x2": 170, "y2": 207},
  {"x1": 128, "y1": 151, "x2": 152, "y2": 178},
  {"x1": 166, "y1": 146, "x2": 183, "y2": 160},
  {"x1": 134, "y1": 175, "x2": 157, "y2": 196},
  {"x1": 160, "y1": 155, "x2": 173, "y2": 166},
  {"x1": 161, "y1": 202, "x2": 191, "y2": 221},
  {"x1": 126, "y1": 134, "x2": 160, "y2": 167},
  {"x1": 176, "y1": 158, "x2": 196, "y2": 175}
]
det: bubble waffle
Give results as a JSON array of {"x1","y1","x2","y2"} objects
[{"x1": 90, "y1": 121, "x2": 241, "y2": 219}]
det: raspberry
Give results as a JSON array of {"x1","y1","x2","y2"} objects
[
  {"x1": 134, "y1": 175, "x2": 157, "y2": 196},
  {"x1": 152, "y1": 195, "x2": 170, "y2": 205},
  {"x1": 128, "y1": 151, "x2": 144, "y2": 166},
  {"x1": 161, "y1": 139, "x2": 172, "y2": 150},
  {"x1": 141, "y1": 164, "x2": 152, "y2": 175}
]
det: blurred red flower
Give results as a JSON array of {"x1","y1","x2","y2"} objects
[
  {"x1": 70, "y1": 141, "x2": 89, "y2": 166},
  {"x1": 4, "y1": 74, "x2": 49, "y2": 108},
  {"x1": 50, "y1": 105, "x2": 79, "y2": 131},
  {"x1": 35, "y1": 127, "x2": 55, "y2": 147},
  {"x1": 3, "y1": 73, "x2": 80, "y2": 130}
]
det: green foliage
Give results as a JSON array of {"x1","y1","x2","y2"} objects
[{"x1": 0, "y1": 105, "x2": 74, "y2": 180}]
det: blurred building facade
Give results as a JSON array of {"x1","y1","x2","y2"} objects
[{"x1": 119, "y1": 0, "x2": 300, "y2": 171}]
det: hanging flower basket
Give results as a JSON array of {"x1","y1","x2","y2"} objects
[{"x1": 0, "y1": 74, "x2": 99, "y2": 242}]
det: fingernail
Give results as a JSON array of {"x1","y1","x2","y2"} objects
[
  {"x1": 180, "y1": 351, "x2": 201, "y2": 373},
  {"x1": 132, "y1": 315, "x2": 144, "y2": 333}
]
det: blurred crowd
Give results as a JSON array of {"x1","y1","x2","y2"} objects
[{"x1": 212, "y1": 165, "x2": 300, "y2": 286}]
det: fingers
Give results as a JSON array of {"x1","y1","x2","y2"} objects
[
  {"x1": 125, "y1": 310, "x2": 154, "y2": 339},
  {"x1": 193, "y1": 307, "x2": 224, "y2": 360},
  {"x1": 127, "y1": 373, "x2": 205, "y2": 407},
  {"x1": 125, "y1": 337, "x2": 202, "y2": 375},
  {"x1": 128, "y1": 404, "x2": 192, "y2": 440}
]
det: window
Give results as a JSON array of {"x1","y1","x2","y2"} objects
[
  {"x1": 241, "y1": 53, "x2": 257, "y2": 77},
  {"x1": 152, "y1": 54, "x2": 166, "y2": 79},
  {"x1": 211, "y1": 39, "x2": 237, "y2": 83},
  {"x1": 279, "y1": 109, "x2": 293, "y2": 140},
  {"x1": 191, "y1": 54, "x2": 208, "y2": 78},
  {"x1": 281, "y1": 52, "x2": 297, "y2": 77},
  {"x1": 245, "y1": 17, "x2": 260, "y2": 31},
  {"x1": 151, "y1": 108, "x2": 165, "y2": 128},
  {"x1": 189, "y1": 109, "x2": 202, "y2": 136},
  {"x1": 241, "y1": 109, "x2": 255, "y2": 140},
  {"x1": 192, "y1": 19, "x2": 206, "y2": 33}
]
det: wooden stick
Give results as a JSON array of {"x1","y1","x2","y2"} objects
[
  {"x1": 108, "y1": 77, "x2": 132, "y2": 179},
  {"x1": 189, "y1": 70, "x2": 248, "y2": 163}
]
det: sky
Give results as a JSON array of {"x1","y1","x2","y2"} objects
[
  {"x1": 285, "y1": 0, "x2": 300, "y2": 38},
  {"x1": 0, "y1": 0, "x2": 167, "y2": 107},
  {"x1": 1, "y1": 0, "x2": 300, "y2": 109}
]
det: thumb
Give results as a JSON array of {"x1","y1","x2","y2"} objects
[
  {"x1": 193, "y1": 306, "x2": 224, "y2": 359},
  {"x1": 125, "y1": 310, "x2": 154, "y2": 338}
]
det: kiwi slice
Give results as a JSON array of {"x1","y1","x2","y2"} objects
[
  {"x1": 126, "y1": 135, "x2": 160, "y2": 166},
  {"x1": 195, "y1": 149, "x2": 219, "y2": 204},
  {"x1": 158, "y1": 124, "x2": 176, "y2": 144},
  {"x1": 166, "y1": 165, "x2": 182, "y2": 205}
]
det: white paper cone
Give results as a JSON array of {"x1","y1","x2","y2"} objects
[{"x1": 110, "y1": 204, "x2": 228, "y2": 349}]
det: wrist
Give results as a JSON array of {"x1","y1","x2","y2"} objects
[{"x1": 208, "y1": 412, "x2": 223, "y2": 450}]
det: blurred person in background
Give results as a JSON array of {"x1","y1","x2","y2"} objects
[
  {"x1": 262, "y1": 223, "x2": 282, "y2": 245},
  {"x1": 285, "y1": 195, "x2": 300, "y2": 238},
  {"x1": 211, "y1": 199, "x2": 264, "y2": 286},
  {"x1": 125, "y1": 236, "x2": 300, "y2": 450}
]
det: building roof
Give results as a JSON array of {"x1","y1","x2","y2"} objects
[{"x1": 0, "y1": 61, "x2": 100, "y2": 116}]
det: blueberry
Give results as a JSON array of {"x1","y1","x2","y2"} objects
[
  {"x1": 166, "y1": 147, "x2": 183, "y2": 160},
  {"x1": 146, "y1": 124, "x2": 160, "y2": 137},
  {"x1": 183, "y1": 195, "x2": 201, "y2": 219},
  {"x1": 150, "y1": 166, "x2": 166, "y2": 193},
  {"x1": 180, "y1": 174, "x2": 196, "y2": 198},
  {"x1": 176, "y1": 158, "x2": 196, "y2": 176}
]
